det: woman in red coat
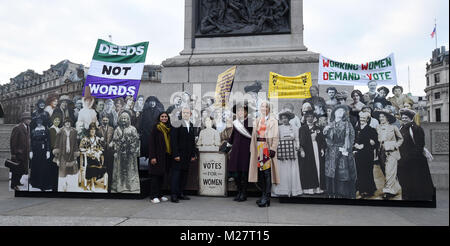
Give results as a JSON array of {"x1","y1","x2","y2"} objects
[{"x1": 148, "y1": 112, "x2": 172, "y2": 204}]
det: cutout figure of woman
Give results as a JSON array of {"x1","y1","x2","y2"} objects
[
  {"x1": 299, "y1": 110, "x2": 327, "y2": 195},
  {"x1": 79, "y1": 123, "x2": 106, "y2": 192},
  {"x1": 29, "y1": 117, "x2": 53, "y2": 191},
  {"x1": 110, "y1": 110, "x2": 141, "y2": 193},
  {"x1": 272, "y1": 111, "x2": 302, "y2": 197},
  {"x1": 323, "y1": 105, "x2": 357, "y2": 199}
]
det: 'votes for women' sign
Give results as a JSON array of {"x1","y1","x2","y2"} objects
[
  {"x1": 84, "y1": 39, "x2": 149, "y2": 100},
  {"x1": 318, "y1": 53, "x2": 397, "y2": 86}
]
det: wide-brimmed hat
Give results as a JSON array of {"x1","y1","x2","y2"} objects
[
  {"x1": 232, "y1": 101, "x2": 249, "y2": 114},
  {"x1": 20, "y1": 112, "x2": 31, "y2": 121},
  {"x1": 373, "y1": 109, "x2": 396, "y2": 124},
  {"x1": 59, "y1": 95, "x2": 72, "y2": 103},
  {"x1": 399, "y1": 108, "x2": 416, "y2": 120},
  {"x1": 279, "y1": 111, "x2": 295, "y2": 120},
  {"x1": 244, "y1": 81, "x2": 262, "y2": 93}
]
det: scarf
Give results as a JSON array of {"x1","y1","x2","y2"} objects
[
  {"x1": 233, "y1": 119, "x2": 252, "y2": 139},
  {"x1": 157, "y1": 122, "x2": 171, "y2": 155}
]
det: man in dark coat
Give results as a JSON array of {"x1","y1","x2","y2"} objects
[
  {"x1": 169, "y1": 107, "x2": 198, "y2": 203},
  {"x1": 398, "y1": 108, "x2": 435, "y2": 201},
  {"x1": 228, "y1": 102, "x2": 253, "y2": 202},
  {"x1": 299, "y1": 110, "x2": 327, "y2": 194},
  {"x1": 353, "y1": 111, "x2": 379, "y2": 198},
  {"x1": 9, "y1": 112, "x2": 32, "y2": 191}
]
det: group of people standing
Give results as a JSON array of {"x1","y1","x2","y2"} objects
[
  {"x1": 9, "y1": 89, "x2": 150, "y2": 194},
  {"x1": 222, "y1": 81, "x2": 435, "y2": 207},
  {"x1": 9, "y1": 81, "x2": 435, "y2": 205}
]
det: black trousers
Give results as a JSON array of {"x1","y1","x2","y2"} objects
[
  {"x1": 150, "y1": 174, "x2": 165, "y2": 199},
  {"x1": 171, "y1": 163, "x2": 189, "y2": 197},
  {"x1": 11, "y1": 171, "x2": 23, "y2": 188}
]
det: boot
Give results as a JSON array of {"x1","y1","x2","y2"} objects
[
  {"x1": 257, "y1": 169, "x2": 271, "y2": 207},
  {"x1": 238, "y1": 173, "x2": 248, "y2": 202},
  {"x1": 234, "y1": 175, "x2": 242, "y2": 201}
]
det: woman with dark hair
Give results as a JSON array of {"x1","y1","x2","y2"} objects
[
  {"x1": 353, "y1": 111, "x2": 379, "y2": 199},
  {"x1": 350, "y1": 90, "x2": 365, "y2": 113},
  {"x1": 29, "y1": 117, "x2": 53, "y2": 191},
  {"x1": 140, "y1": 96, "x2": 165, "y2": 159},
  {"x1": 323, "y1": 105, "x2": 357, "y2": 199},
  {"x1": 79, "y1": 123, "x2": 106, "y2": 192},
  {"x1": 31, "y1": 99, "x2": 51, "y2": 129},
  {"x1": 397, "y1": 108, "x2": 435, "y2": 201},
  {"x1": 148, "y1": 112, "x2": 172, "y2": 203}
]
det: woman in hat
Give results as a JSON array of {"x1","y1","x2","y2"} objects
[
  {"x1": 29, "y1": 117, "x2": 53, "y2": 191},
  {"x1": 353, "y1": 111, "x2": 379, "y2": 199},
  {"x1": 373, "y1": 110, "x2": 403, "y2": 200},
  {"x1": 79, "y1": 122, "x2": 106, "y2": 192},
  {"x1": 228, "y1": 102, "x2": 253, "y2": 202},
  {"x1": 9, "y1": 112, "x2": 32, "y2": 191},
  {"x1": 76, "y1": 87, "x2": 98, "y2": 136},
  {"x1": 53, "y1": 95, "x2": 75, "y2": 126},
  {"x1": 323, "y1": 105, "x2": 357, "y2": 199},
  {"x1": 299, "y1": 110, "x2": 327, "y2": 195},
  {"x1": 397, "y1": 108, "x2": 434, "y2": 201},
  {"x1": 374, "y1": 86, "x2": 392, "y2": 109},
  {"x1": 31, "y1": 99, "x2": 51, "y2": 129},
  {"x1": 271, "y1": 110, "x2": 302, "y2": 197},
  {"x1": 54, "y1": 118, "x2": 79, "y2": 192}
]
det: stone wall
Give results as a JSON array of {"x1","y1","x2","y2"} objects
[{"x1": 0, "y1": 124, "x2": 14, "y2": 181}]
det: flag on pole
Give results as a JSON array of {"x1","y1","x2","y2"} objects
[{"x1": 431, "y1": 26, "x2": 436, "y2": 38}]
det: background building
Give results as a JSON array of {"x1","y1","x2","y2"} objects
[
  {"x1": 425, "y1": 46, "x2": 449, "y2": 123},
  {"x1": 0, "y1": 60, "x2": 88, "y2": 124},
  {"x1": 0, "y1": 61, "x2": 162, "y2": 124}
]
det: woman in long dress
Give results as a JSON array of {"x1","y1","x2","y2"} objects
[
  {"x1": 323, "y1": 105, "x2": 357, "y2": 199},
  {"x1": 110, "y1": 110, "x2": 141, "y2": 193},
  {"x1": 299, "y1": 110, "x2": 327, "y2": 195},
  {"x1": 373, "y1": 110, "x2": 403, "y2": 200},
  {"x1": 272, "y1": 111, "x2": 302, "y2": 197},
  {"x1": 29, "y1": 117, "x2": 53, "y2": 191},
  {"x1": 353, "y1": 111, "x2": 379, "y2": 199}
]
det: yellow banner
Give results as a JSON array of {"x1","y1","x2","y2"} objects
[
  {"x1": 268, "y1": 72, "x2": 312, "y2": 99},
  {"x1": 214, "y1": 66, "x2": 237, "y2": 108}
]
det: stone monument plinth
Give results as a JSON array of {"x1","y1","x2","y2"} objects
[
  {"x1": 198, "y1": 151, "x2": 227, "y2": 196},
  {"x1": 162, "y1": 0, "x2": 324, "y2": 98}
]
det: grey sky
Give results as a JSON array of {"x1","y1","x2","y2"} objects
[{"x1": 1, "y1": 0, "x2": 448, "y2": 96}]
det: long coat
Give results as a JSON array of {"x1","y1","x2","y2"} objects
[
  {"x1": 249, "y1": 114, "x2": 280, "y2": 184},
  {"x1": 299, "y1": 124, "x2": 326, "y2": 190},
  {"x1": 10, "y1": 123, "x2": 30, "y2": 176},
  {"x1": 170, "y1": 121, "x2": 198, "y2": 170},
  {"x1": 53, "y1": 127, "x2": 79, "y2": 177},
  {"x1": 148, "y1": 124, "x2": 172, "y2": 176},
  {"x1": 398, "y1": 122, "x2": 435, "y2": 200},
  {"x1": 228, "y1": 118, "x2": 253, "y2": 173},
  {"x1": 354, "y1": 124, "x2": 379, "y2": 195}
]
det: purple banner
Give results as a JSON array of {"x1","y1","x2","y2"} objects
[{"x1": 83, "y1": 75, "x2": 141, "y2": 100}]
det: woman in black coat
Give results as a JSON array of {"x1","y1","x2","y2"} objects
[
  {"x1": 353, "y1": 112, "x2": 379, "y2": 198},
  {"x1": 398, "y1": 109, "x2": 435, "y2": 201},
  {"x1": 148, "y1": 112, "x2": 172, "y2": 203},
  {"x1": 299, "y1": 111, "x2": 327, "y2": 194}
]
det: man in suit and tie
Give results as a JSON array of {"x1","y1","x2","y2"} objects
[
  {"x1": 9, "y1": 112, "x2": 32, "y2": 191},
  {"x1": 170, "y1": 106, "x2": 198, "y2": 203}
]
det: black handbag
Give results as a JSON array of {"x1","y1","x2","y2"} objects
[
  {"x1": 219, "y1": 142, "x2": 232, "y2": 153},
  {"x1": 4, "y1": 159, "x2": 20, "y2": 169}
]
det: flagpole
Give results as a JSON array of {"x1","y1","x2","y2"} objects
[{"x1": 435, "y1": 18, "x2": 437, "y2": 50}]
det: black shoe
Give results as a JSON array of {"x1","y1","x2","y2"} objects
[
  {"x1": 171, "y1": 196, "x2": 179, "y2": 203},
  {"x1": 257, "y1": 194, "x2": 271, "y2": 207},
  {"x1": 238, "y1": 191, "x2": 247, "y2": 202},
  {"x1": 179, "y1": 195, "x2": 190, "y2": 200},
  {"x1": 234, "y1": 191, "x2": 242, "y2": 201}
]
